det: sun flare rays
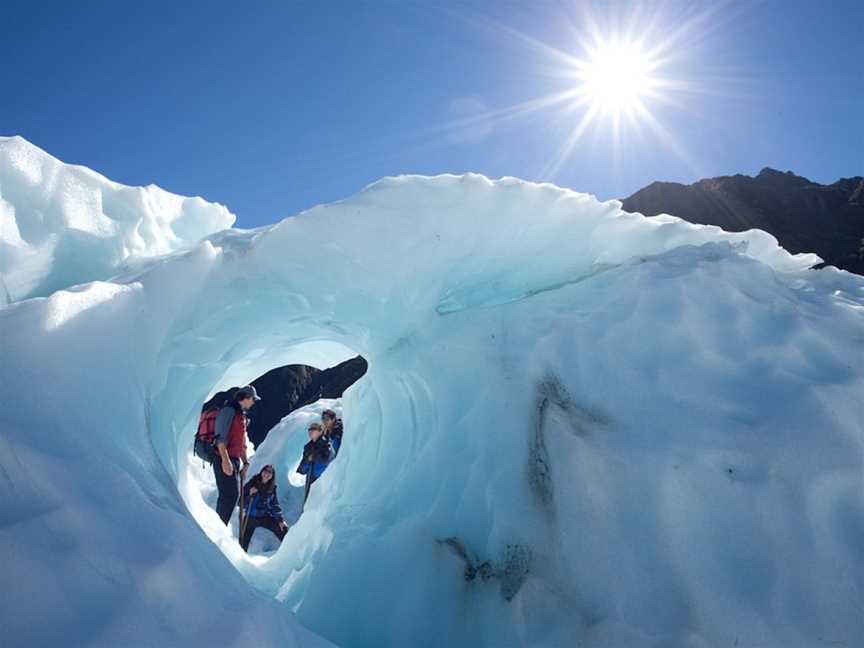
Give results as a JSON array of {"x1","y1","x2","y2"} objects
[{"x1": 426, "y1": 4, "x2": 724, "y2": 181}]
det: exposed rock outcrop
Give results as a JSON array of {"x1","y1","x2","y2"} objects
[{"x1": 622, "y1": 168, "x2": 864, "y2": 275}]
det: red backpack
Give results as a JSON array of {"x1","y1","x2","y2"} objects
[{"x1": 194, "y1": 406, "x2": 220, "y2": 463}]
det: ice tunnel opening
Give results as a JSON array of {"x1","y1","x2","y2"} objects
[
  {"x1": 150, "y1": 335, "x2": 382, "y2": 595},
  {"x1": 188, "y1": 352, "x2": 368, "y2": 564}
]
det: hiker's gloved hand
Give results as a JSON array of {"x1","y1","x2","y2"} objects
[
  {"x1": 249, "y1": 486, "x2": 258, "y2": 495},
  {"x1": 221, "y1": 457, "x2": 234, "y2": 476}
]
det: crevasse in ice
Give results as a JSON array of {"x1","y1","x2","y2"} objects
[{"x1": 1, "y1": 142, "x2": 862, "y2": 648}]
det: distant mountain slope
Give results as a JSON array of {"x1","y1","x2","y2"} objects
[{"x1": 621, "y1": 168, "x2": 864, "y2": 275}]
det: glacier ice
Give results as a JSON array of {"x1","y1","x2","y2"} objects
[
  {"x1": 1, "y1": 147, "x2": 863, "y2": 648},
  {"x1": 0, "y1": 136, "x2": 235, "y2": 304}
]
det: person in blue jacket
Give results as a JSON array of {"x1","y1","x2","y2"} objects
[
  {"x1": 322, "y1": 409, "x2": 344, "y2": 456},
  {"x1": 240, "y1": 464, "x2": 287, "y2": 552},
  {"x1": 297, "y1": 422, "x2": 334, "y2": 504}
]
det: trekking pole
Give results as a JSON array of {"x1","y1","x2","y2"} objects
[
  {"x1": 239, "y1": 482, "x2": 251, "y2": 546},
  {"x1": 302, "y1": 457, "x2": 313, "y2": 509},
  {"x1": 237, "y1": 464, "x2": 246, "y2": 545},
  {"x1": 239, "y1": 502, "x2": 250, "y2": 547}
]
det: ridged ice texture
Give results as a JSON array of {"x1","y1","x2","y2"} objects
[
  {"x1": 0, "y1": 136, "x2": 235, "y2": 303},
  {"x1": 1, "y1": 168, "x2": 862, "y2": 648}
]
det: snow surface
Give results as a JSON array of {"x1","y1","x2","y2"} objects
[
  {"x1": 1, "y1": 146, "x2": 863, "y2": 648},
  {"x1": 0, "y1": 136, "x2": 235, "y2": 304}
]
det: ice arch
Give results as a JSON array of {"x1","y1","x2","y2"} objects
[{"x1": 2, "y1": 174, "x2": 863, "y2": 648}]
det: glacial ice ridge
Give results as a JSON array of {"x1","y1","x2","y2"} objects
[{"x1": 1, "y1": 142, "x2": 863, "y2": 648}]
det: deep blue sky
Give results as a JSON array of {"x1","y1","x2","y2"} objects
[{"x1": 2, "y1": 1, "x2": 862, "y2": 228}]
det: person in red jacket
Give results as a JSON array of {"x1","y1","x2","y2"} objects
[{"x1": 212, "y1": 385, "x2": 260, "y2": 524}]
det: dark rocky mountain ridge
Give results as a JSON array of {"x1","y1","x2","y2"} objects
[{"x1": 621, "y1": 168, "x2": 864, "y2": 275}]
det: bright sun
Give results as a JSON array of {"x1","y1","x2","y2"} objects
[
  {"x1": 436, "y1": 13, "x2": 691, "y2": 178},
  {"x1": 577, "y1": 39, "x2": 657, "y2": 114}
]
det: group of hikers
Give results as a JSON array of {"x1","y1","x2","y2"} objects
[{"x1": 195, "y1": 385, "x2": 344, "y2": 552}]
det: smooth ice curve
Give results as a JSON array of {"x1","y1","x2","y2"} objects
[{"x1": 1, "y1": 142, "x2": 862, "y2": 648}]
